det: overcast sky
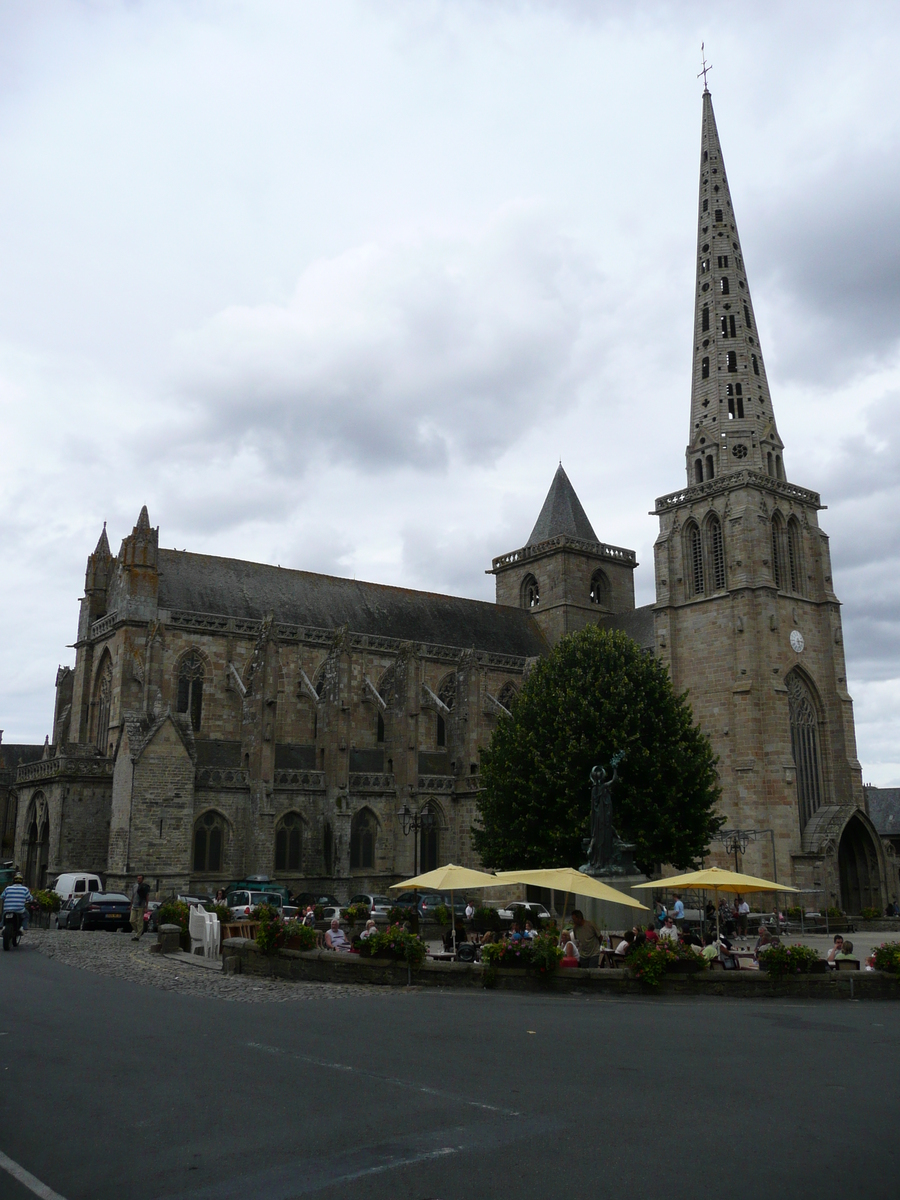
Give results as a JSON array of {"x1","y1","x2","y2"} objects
[{"x1": 2, "y1": 1, "x2": 899, "y2": 783}]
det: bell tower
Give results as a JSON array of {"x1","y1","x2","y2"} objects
[{"x1": 652, "y1": 83, "x2": 885, "y2": 906}]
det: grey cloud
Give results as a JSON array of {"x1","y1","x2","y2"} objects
[
  {"x1": 172, "y1": 210, "x2": 611, "y2": 477},
  {"x1": 755, "y1": 162, "x2": 900, "y2": 384}
]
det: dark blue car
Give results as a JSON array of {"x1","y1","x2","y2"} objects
[{"x1": 69, "y1": 892, "x2": 132, "y2": 932}]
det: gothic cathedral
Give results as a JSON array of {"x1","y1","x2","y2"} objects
[{"x1": 6, "y1": 88, "x2": 889, "y2": 912}]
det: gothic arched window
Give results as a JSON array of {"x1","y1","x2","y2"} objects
[
  {"x1": 694, "y1": 459, "x2": 704, "y2": 484},
  {"x1": 589, "y1": 569, "x2": 610, "y2": 608},
  {"x1": 438, "y1": 674, "x2": 456, "y2": 712},
  {"x1": 707, "y1": 514, "x2": 726, "y2": 592},
  {"x1": 350, "y1": 808, "x2": 377, "y2": 870},
  {"x1": 787, "y1": 517, "x2": 803, "y2": 595},
  {"x1": 275, "y1": 812, "x2": 303, "y2": 872},
  {"x1": 771, "y1": 514, "x2": 785, "y2": 589},
  {"x1": 787, "y1": 672, "x2": 824, "y2": 830},
  {"x1": 92, "y1": 653, "x2": 113, "y2": 755},
  {"x1": 497, "y1": 682, "x2": 518, "y2": 712},
  {"x1": 23, "y1": 794, "x2": 49, "y2": 889},
  {"x1": 177, "y1": 652, "x2": 205, "y2": 732},
  {"x1": 419, "y1": 802, "x2": 440, "y2": 873},
  {"x1": 193, "y1": 810, "x2": 226, "y2": 873},
  {"x1": 521, "y1": 574, "x2": 540, "y2": 609},
  {"x1": 685, "y1": 522, "x2": 704, "y2": 598}
]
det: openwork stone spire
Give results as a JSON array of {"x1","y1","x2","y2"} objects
[{"x1": 687, "y1": 89, "x2": 785, "y2": 486}]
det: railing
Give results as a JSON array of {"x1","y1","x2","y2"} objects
[
  {"x1": 197, "y1": 767, "x2": 251, "y2": 788},
  {"x1": 89, "y1": 611, "x2": 119, "y2": 640},
  {"x1": 655, "y1": 471, "x2": 822, "y2": 513},
  {"x1": 418, "y1": 776, "x2": 455, "y2": 791},
  {"x1": 166, "y1": 611, "x2": 531, "y2": 670},
  {"x1": 492, "y1": 534, "x2": 636, "y2": 572},
  {"x1": 272, "y1": 770, "x2": 326, "y2": 789},
  {"x1": 348, "y1": 773, "x2": 396, "y2": 792},
  {"x1": 16, "y1": 757, "x2": 114, "y2": 783}
]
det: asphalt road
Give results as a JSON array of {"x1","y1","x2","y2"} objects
[{"x1": 1, "y1": 942, "x2": 898, "y2": 1200}]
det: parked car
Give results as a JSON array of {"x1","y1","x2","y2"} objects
[
  {"x1": 56, "y1": 897, "x2": 80, "y2": 930},
  {"x1": 496, "y1": 901, "x2": 552, "y2": 924},
  {"x1": 347, "y1": 893, "x2": 393, "y2": 917},
  {"x1": 51, "y1": 872, "x2": 104, "y2": 901},
  {"x1": 416, "y1": 893, "x2": 467, "y2": 921},
  {"x1": 227, "y1": 890, "x2": 286, "y2": 919},
  {"x1": 389, "y1": 891, "x2": 420, "y2": 915},
  {"x1": 68, "y1": 892, "x2": 132, "y2": 932},
  {"x1": 293, "y1": 892, "x2": 343, "y2": 910},
  {"x1": 224, "y1": 875, "x2": 291, "y2": 904}
]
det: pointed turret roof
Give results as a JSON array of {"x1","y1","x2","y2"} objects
[
  {"x1": 526, "y1": 465, "x2": 598, "y2": 546},
  {"x1": 93, "y1": 522, "x2": 110, "y2": 558},
  {"x1": 687, "y1": 89, "x2": 784, "y2": 484},
  {"x1": 135, "y1": 505, "x2": 151, "y2": 532}
]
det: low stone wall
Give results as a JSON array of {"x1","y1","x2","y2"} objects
[{"x1": 221, "y1": 939, "x2": 900, "y2": 999}]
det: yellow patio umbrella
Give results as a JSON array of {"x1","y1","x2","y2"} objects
[
  {"x1": 494, "y1": 867, "x2": 647, "y2": 931},
  {"x1": 389, "y1": 864, "x2": 504, "y2": 953},
  {"x1": 632, "y1": 867, "x2": 799, "y2": 944}
]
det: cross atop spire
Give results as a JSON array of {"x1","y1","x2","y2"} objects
[
  {"x1": 686, "y1": 89, "x2": 785, "y2": 487},
  {"x1": 698, "y1": 43, "x2": 712, "y2": 93}
]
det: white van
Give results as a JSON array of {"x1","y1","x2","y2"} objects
[{"x1": 52, "y1": 873, "x2": 103, "y2": 900}]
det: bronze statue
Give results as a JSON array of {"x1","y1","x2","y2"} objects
[{"x1": 582, "y1": 751, "x2": 629, "y2": 876}]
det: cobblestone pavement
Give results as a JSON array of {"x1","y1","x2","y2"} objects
[{"x1": 24, "y1": 928, "x2": 388, "y2": 1003}]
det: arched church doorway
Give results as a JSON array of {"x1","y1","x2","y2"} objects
[
  {"x1": 24, "y1": 795, "x2": 50, "y2": 890},
  {"x1": 838, "y1": 814, "x2": 880, "y2": 914}
]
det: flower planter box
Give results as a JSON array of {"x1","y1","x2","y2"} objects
[
  {"x1": 667, "y1": 958, "x2": 703, "y2": 974},
  {"x1": 31, "y1": 911, "x2": 53, "y2": 930}
]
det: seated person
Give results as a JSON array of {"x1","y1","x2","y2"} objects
[
  {"x1": 644, "y1": 923, "x2": 659, "y2": 944},
  {"x1": 359, "y1": 919, "x2": 377, "y2": 940},
  {"x1": 658, "y1": 916, "x2": 678, "y2": 942},
  {"x1": 826, "y1": 934, "x2": 844, "y2": 967},
  {"x1": 701, "y1": 934, "x2": 718, "y2": 961},
  {"x1": 561, "y1": 931, "x2": 580, "y2": 960},
  {"x1": 507, "y1": 921, "x2": 525, "y2": 944},
  {"x1": 834, "y1": 939, "x2": 855, "y2": 961},
  {"x1": 443, "y1": 922, "x2": 467, "y2": 952},
  {"x1": 615, "y1": 929, "x2": 635, "y2": 956},
  {"x1": 755, "y1": 926, "x2": 772, "y2": 955},
  {"x1": 324, "y1": 918, "x2": 350, "y2": 951},
  {"x1": 523, "y1": 920, "x2": 538, "y2": 940}
]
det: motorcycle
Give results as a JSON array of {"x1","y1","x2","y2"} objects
[{"x1": 2, "y1": 910, "x2": 22, "y2": 951}]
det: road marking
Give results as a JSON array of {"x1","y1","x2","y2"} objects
[
  {"x1": 0, "y1": 1150, "x2": 70, "y2": 1200},
  {"x1": 246, "y1": 1041, "x2": 520, "y2": 1115}
]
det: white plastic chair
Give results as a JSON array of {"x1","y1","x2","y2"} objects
[
  {"x1": 188, "y1": 905, "x2": 207, "y2": 955},
  {"x1": 204, "y1": 911, "x2": 221, "y2": 958}
]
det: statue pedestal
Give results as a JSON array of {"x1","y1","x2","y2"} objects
[{"x1": 570, "y1": 872, "x2": 650, "y2": 935}]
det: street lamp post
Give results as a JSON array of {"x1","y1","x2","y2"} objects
[{"x1": 397, "y1": 805, "x2": 435, "y2": 878}]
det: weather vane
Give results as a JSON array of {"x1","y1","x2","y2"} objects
[{"x1": 698, "y1": 43, "x2": 712, "y2": 91}]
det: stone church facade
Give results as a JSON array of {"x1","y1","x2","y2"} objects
[{"x1": 10, "y1": 88, "x2": 892, "y2": 911}]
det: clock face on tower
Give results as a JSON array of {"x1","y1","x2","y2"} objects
[{"x1": 790, "y1": 629, "x2": 805, "y2": 654}]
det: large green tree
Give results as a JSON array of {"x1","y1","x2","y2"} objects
[{"x1": 472, "y1": 626, "x2": 722, "y2": 872}]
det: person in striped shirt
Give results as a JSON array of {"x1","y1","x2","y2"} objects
[{"x1": 1, "y1": 874, "x2": 33, "y2": 933}]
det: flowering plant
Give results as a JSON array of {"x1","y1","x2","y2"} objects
[
  {"x1": 157, "y1": 900, "x2": 190, "y2": 934},
  {"x1": 357, "y1": 923, "x2": 426, "y2": 968},
  {"x1": 872, "y1": 942, "x2": 900, "y2": 975},
  {"x1": 628, "y1": 941, "x2": 680, "y2": 988},
  {"x1": 204, "y1": 902, "x2": 232, "y2": 923},
  {"x1": 31, "y1": 889, "x2": 61, "y2": 913},
  {"x1": 340, "y1": 903, "x2": 370, "y2": 926},
  {"x1": 282, "y1": 920, "x2": 318, "y2": 950},
  {"x1": 758, "y1": 942, "x2": 821, "y2": 977}
]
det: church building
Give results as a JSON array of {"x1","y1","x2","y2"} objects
[{"x1": 9, "y1": 87, "x2": 891, "y2": 912}]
